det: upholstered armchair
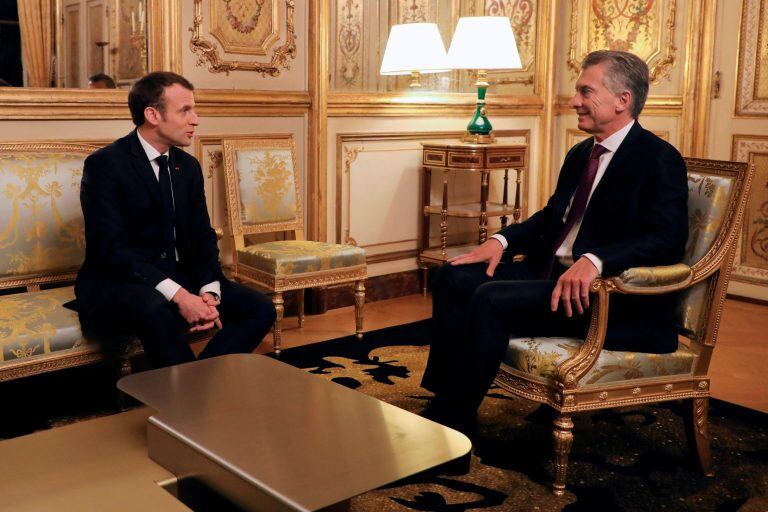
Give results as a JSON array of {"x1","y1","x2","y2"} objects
[
  {"x1": 494, "y1": 158, "x2": 754, "y2": 495},
  {"x1": 221, "y1": 136, "x2": 367, "y2": 355}
]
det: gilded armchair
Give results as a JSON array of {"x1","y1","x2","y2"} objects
[
  {"x1": 494, "y1": 157, "x2": 754, "y2": 495},
  {"x1": 222, "y1": 136, "x2": 367, "y2": 355}
]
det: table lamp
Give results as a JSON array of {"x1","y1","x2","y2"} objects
[
  {"x1": 380, "y1": 23, "x2": 449, "y2": 87},
  {"x1": 447, "y1": 17, "x2": 522, "y2": 143}
]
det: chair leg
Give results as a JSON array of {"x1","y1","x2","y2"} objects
[
  {"x1": 354, "y1": 280, "x2": 365, "y2": 340},
  {"x1": 683, "y1": 397, "x2": 714, "y2": 476},
  {"x1": 272, "y1": 292, "x2": 284, "y2": 357},
  {"x1": 552, "y1": 414, "x2": 575, "y2": 496},
  {"x1": 419, "y1": 263, "x2": 429, "y2": 296},
  {"x1": 297, "y1": 289, "x2": 305, "y2": 328}
]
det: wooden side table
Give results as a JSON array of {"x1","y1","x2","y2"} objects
[{"x1": 419, "y1": 141, "x2": 528, "y2": 294}]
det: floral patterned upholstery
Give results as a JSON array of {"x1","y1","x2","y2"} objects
[
  {"x1": 503, "y1": 336, "x2": 697, "y2": 386},
  {"x1": 0, "y1": 286, "x2": 97, "y2": 363},
  {"x1": 0, "y1": 152, "x2": 86, "y2": 279},
  {"x1": 677, "y1": 172, "x2": 734, "y2": 339},
  {"x1": 238, "y1": 240, "x2": 366, "y2": 276},
  {"x1": 235, "y1": 148, "x2": 299, "y2": 225}
]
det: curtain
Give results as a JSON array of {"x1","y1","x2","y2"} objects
[{"x1": 18, "y1": 0, "x2": 53, "y2": 87}]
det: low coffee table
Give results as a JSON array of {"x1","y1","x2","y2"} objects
[{"x1": 118, "y1": 354, "x2": 471, "y2": 511}]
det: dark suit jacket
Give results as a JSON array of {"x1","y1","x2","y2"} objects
[
  {"x1": 75, "y1": 130, "x2": 223, "y2": 318},
  {"x1": 497, "y1": 122, "x2": 688, "y2": 352}
]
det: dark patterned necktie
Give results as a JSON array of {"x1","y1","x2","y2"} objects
[
  {"x1": 156, "y1": 155, "x2": 176, "y2": 256},
  {"x1": 543, "y1": 143, "x2": 608, "y2": 278}
]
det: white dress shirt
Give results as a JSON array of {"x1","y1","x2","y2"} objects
[
  {"x1": 136, "y1": 130, "x2": 221, "y2": 301},
  {"x1": 492, "y1": 120, "x2": 635, "y2": 275}
]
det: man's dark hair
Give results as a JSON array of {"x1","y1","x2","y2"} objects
[
  {"x1": 88, "y1": 73, "x2": 116, "y2": 88},
  {"x1": 128, "y1": 72, "x2": 194, "y2": 126},
  {"x1": 582, "y1": 50, "x2": 649, "y2": 118}
]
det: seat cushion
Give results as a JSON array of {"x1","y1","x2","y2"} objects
[
  {"x1": 503, "y1": 336, "x2": 697, "y2": 386},
  {"x1": 0, "y1": 286, "x2": 94, "y2": 363},
  {"x1": 237, "y1": 240, "x2": 366, "y2": 276}
]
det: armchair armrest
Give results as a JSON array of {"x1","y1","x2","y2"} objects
[
  {"x1": 554, "y1": 264, "x2": 691, "y2": 389},
  {"x1": 611, "y1": 263, "x2": 692, "y2": 295}
]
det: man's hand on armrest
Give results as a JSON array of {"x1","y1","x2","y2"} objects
[
  {"x1": 172, "y1": 288, "x2": 221, "y2": 332},
  {"x1": 448, "y1": 238, "x2": 505, "y2": 277},
  {"x1": 551, "y1": 256, "x2": 600, "y2": 317}
]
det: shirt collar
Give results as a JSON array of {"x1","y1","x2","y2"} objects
[
  {"x1": 136, "y1": 129, "x2": 169, "y2": 163},
  {"x1": 595, "y1": 119, "x2": 635, "y2": 154}
]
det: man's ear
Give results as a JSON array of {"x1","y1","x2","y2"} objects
[
  {"x1": 143, "y1": 106, "x2": 161, "y2": 127},
  {"x1": 615, "y1": 90, "x2": 632, "y2": 114}
]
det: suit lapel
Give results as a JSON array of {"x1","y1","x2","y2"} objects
[
  {"x1": 589, "y1": 121, "x2": 644, "y2": 201},
  {"x1": 128, "y1": 130, "x2": 162, "y2": 209}
]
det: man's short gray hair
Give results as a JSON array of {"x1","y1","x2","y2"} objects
[{"x1": 582, "y1": 50, "x2": 649, "y2": 118}]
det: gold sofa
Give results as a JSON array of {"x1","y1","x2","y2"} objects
[
  {"x1": 0, "y1": 143, "x2": 104, "y2": 382},
  {"x1": 494, "y1": 157, "x2": 754, "y2": 495},
  {"x1": 0, "y1": 142, "x2": 218, "y2": 383}
]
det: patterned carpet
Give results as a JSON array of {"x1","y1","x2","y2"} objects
[{"x1": 277, "y1": 320, "x2": 768, "y2": 512}]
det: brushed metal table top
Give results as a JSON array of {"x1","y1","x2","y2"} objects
[{"x1": 119, "y1": 354, "x2": 471, "y2": 511}]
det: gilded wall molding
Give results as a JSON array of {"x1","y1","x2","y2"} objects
[
  {"x1": 328, "y1": 92, "x2": 544, "y2": 117},
  {"x1": 731, "y1": 135, "x2": 768, "y2": 285},
  {"x1": 190, "y1": 0, "x2": 297, "y2": 76},
  {"x1": 567, "y1": 0, "x2": 677, "y2": 84},
  {"x1": 735, "y1": 0, "x2": 768, "y2": 117},
  {"x1": 0, "y1": 89, "x2": 309, "y2": 120}
]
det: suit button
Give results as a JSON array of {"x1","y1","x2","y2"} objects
[{"x1": 160, "y1": 251, "x2": 167, "y2": 259}]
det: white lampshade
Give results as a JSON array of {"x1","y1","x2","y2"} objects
[
  {"x1": 380, "y1": 23, "x2": 449, "y2": 75},
  {"x1": 447, "y1": 17, "x2": 522, "y2": 70}
]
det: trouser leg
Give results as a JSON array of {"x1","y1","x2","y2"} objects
[{"x1": 197, "y1": 280, "x2": 277, "y2": 360}]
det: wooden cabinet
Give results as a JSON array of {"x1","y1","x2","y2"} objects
[{"x1": 418, "y1": 142, "x2": 528, "y2": 293}]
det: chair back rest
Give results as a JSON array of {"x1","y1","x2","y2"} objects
[
  {"x1": 222, "y1": 136, "x2": 302, "y2": 240},
  {"x1": 0, "y1": 143, "x2": 99, "y2": 290},
  {"x1": 676, "y1": 158, "x2": 752, "y2": 344}
]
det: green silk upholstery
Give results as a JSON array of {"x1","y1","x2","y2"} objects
[
  {"x1": 503, "y1": 336, "x2": 696, "y2": 386},
  {"x1": 238, "y1": 240, "x2": 366, "y2": 276},
  {"x1": 0, "y1": 153, "x2": 86, "y2": 279},
  {"x1": 677, "y1": 172, "x2": 734, "y2": 340},
  {"x1": 235, "y1": 148, "x2": 299, "y2": 225},
  {"x1": 0, "y1": 286, "x2": 96, "y2": 363}
]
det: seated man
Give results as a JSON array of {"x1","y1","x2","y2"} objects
[
  {"x1": 421, "y1": 50, "x2": 688, "y2": 433},
  {"x1": 76, "y1": 72, "x2": 276, "y2": 368}
]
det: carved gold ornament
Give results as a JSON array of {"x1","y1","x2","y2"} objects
[
  {"x1": 567, "y1": 0, "x2": 677, "y2": 84},
  {"x1": 735, "y1": 0, "x2": 768, "y2": 116},
  {"x1": 191, "y1": 0, "x2": 296, "y2": 76}
]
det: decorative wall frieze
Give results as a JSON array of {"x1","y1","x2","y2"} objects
[
  {"x1": 567, "y1": 0, "x2": 677, "y2": 84},
  {"x1": 190, "y1": 0, "x2": 297, "y2": 76},
  {"x1": 735, "y1": 0, "x2": 768, "y2": 116},
  {"x1": 731, "y1": 135, "x2": 768, "y2": 285}
]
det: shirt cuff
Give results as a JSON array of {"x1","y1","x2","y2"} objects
[
  {"x1": 156, "y1": 278, "x2": 182, "y2": 302},
  {"x1": 490, "y1": 234, "x2": 508, "y2": 250},
  {"x1": 583, "y1": 253, "x2": 603, "y2": 275},
  {"x1": 200, "y1": 281, "x2": 221, "y2": 300}
]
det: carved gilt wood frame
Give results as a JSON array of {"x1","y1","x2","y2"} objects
[{"x1": 190, "y1": 0, "x2": 297, "y2": 76}]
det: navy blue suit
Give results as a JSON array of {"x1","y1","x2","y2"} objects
[
  {"x1": 422, "y1": 122, "x2": 688, "y2": 406},
  {"x1": 76, "y1": 131, "x2": 275, "y2": 367}
]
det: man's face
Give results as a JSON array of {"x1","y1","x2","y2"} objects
[
  {"x1": 152, "y1": 83, "x2": 198, "y2": 148},
  {"x1": 569, "y1": 62, "x2": 627, "y2": 139}
]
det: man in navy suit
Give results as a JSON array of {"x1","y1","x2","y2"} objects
[
  {"x1": 422, "y1": 51, "x2": 688, "y2": 432},
  {"x1": 76, "y1": 72, "x2": 276, "y2": 368}
]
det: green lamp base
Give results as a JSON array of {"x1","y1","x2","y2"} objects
[{"x1": 463, "y1": 78, "x2": 495, "y2": 144}]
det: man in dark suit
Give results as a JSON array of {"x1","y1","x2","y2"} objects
[
  {"x1": 76, "y1": 72, "x2": 276, "y2": 368},
  {"x1": 421, "y1": 51, "x2": 689, "y2": 432}
]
